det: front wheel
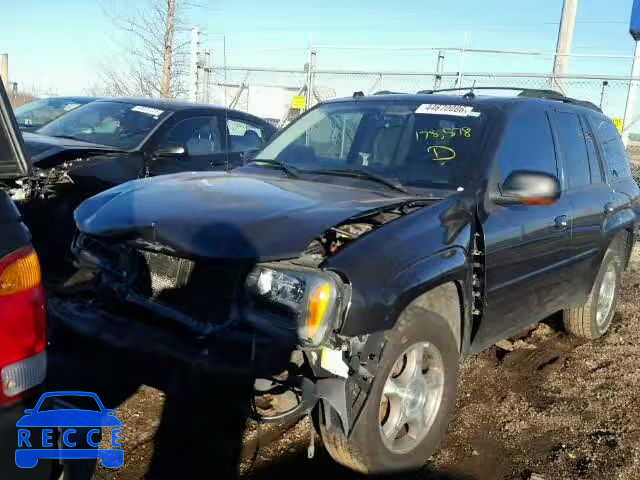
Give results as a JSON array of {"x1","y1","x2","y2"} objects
[{"x1": 319, "y1": 306, "x2": 459, "y2": 474}]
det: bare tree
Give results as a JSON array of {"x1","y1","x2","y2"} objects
[{"x1": 94, "y1": 0, "x2": 194, "y2": 98}]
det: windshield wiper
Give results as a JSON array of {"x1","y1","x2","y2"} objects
[
  {"x1": 248, "y1": 159, "x2": 300, "y2": 179},
  {"x1": 52, "y1": 135, "x2": 83, "y2": 142},
  {"x1": 308, "y1": 168, "x2": 408, "y2": 193}
]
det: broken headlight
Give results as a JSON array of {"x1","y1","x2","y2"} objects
[{"x1": 245, "y1": 267, "x2": 342, "y2": 346}]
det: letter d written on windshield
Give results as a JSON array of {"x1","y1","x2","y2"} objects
[{"x1": 427, "y1": 146, "x2": 457, "y2": 161}]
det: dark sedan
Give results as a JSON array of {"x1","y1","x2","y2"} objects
[{"x1": 14, "y1": 98, "x2": 276, "y2": 262}]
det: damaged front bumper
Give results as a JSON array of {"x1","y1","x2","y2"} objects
[{"x1": 48, "y1": 294, "x2": 353, "y2": 430}]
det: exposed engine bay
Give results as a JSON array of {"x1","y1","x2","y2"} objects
[{"x1": 305, "y1": 201, "x2": 428, "y2": 259}]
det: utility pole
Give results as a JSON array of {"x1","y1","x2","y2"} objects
[
  {"x1": 552, "y1": 0, "x2": 579, "y2": 93},
  {"x1": 624, "y1": 0, "x2": 640, "y2": 146},
  {"x1": 160, "y1": 0, "x2": 177, "y2": 98}
]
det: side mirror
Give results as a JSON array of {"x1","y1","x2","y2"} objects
[
  {"x1": 153, "y1": 145, "x2": 186, "y2": 159},
  {"x1": 23, "y1": 409, "x2": 34, "y2": 415},
  {"x1": 493, "y1": 170, "x2": 561, "y2": 206},
  {"x1": 241, "y1": 148, "x2": 260, "y2": 163}
]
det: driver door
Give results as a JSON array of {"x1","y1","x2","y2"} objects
[
  {"x1": 474, "y1": 109, "x2": 573, "y2": 350},
  {"x1": 149, "y1": 115, "x2": 226, "y2": 176}
]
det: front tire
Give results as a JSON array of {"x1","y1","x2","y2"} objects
[
  {"x1": 563, "y1": 247, "x2": 622, "y2": 339},
  {"x1": 319, "y1": 306, "x2": 458, "y2": 474}
]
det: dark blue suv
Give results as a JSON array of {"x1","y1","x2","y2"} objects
[{"x1": 53, "y1": 88, "x2": 640, "y2": 474}]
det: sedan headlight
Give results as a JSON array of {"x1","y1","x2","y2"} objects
[{"x1": 245, "y1": 266, "x2": 343, "y2": 345}]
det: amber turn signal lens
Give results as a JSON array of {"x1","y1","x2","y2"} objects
[
  {"x1": 0, "y1": 249, "x2": 42, "y2": 297},
  {"x1": 306, "y1": 282, "x2": 332, "y2": 341}
]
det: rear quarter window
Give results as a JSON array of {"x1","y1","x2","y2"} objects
[
  {"x1": 554, "y1": 111, "x2": 591, "y2": 189},
  {"x1": 589, "y1": 114, "x2": 632, "y2": 181}
]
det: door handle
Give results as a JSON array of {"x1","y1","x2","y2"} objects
[
  {"x1": 604, "y1": 202, "x2": 614, "y2": 215},
  {"x1": 554, "y1": 215, "x2": 568, "y2": 229}
]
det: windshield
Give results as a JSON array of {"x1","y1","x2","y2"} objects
[
  {"x1": 255, "y1": 101, "x2": 492, "y2": 190},
  {"x1": 14, "y1": 98, "x2": 88, "y2": 129},
  {"x1": 37, "y1": 101, "x2": 169, "y2": 149}
]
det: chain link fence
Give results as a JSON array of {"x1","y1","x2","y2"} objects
[{"x1": 198, "y1": 65, "x2": 640, "y2": 131}]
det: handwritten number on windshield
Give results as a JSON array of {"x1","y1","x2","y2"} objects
[{"x1": 416, "y1": 128, "x2": 472, "y2": 140}]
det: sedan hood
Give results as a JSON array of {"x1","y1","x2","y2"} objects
[
  {"x1": 75, "y1": 172, "x2": 420, "y2": 261},
  {"x1": 23, "y1": 132, "x2": 124, "y2": 168}
]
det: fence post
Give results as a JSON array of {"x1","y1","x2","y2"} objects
[
  {"x1": 305, "y1": 47, "x2": 317, "y2": 111},
  {"x1": 204, "y1": 50, "x2": 211, "y2": 103},
  {"x1": 599, "y1": 80, "x2": 609, "y2": 109},
  {"x1": 189, "y1": 27, "x2": 200, "y2": 102},
  {"x1": 434, "y1": 50, "x2": 445, "y2": 90}
]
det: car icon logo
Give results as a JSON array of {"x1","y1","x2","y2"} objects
[{"x1": 15, "y1": 391, "x2": 124, "y2": 469}]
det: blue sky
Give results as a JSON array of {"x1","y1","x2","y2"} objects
[{"x1": 1, "y1": 0, "x2": 638, "y2": 95}]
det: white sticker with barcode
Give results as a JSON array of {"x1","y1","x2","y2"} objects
[
  {"x1": 415, "y1": 104, "x2": 475, "y2": 116},
  {"x1": 131, "y1": 106, "x2": 165, "y2": 117}
]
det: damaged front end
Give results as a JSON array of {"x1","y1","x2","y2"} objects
[
  {"x1": 8, "y1": 165, "x2": 74, "y2": 202},
  {"x1": 50, "y1": 230, "x2": 354, "y2": 426},
  {"x1": 51, "y1": 183, "x2": 433, "y2": 431}
]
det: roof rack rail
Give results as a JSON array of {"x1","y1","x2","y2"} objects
[
  {"x1": 416, "y1": 87, "x2": 602, "y2": 113},
  {"x1": 373, "y1": 90, "x2": 405, "y2": 95}
]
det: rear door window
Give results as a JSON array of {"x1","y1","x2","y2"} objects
[
  {"x1": 496, "y1": 110, "x2": 557, "y2": 182},
  {"x1": 554, "y1": 112, "x2": 591, "y2": 189},
  {"x1": 226, "y1": 118, "x2": 267, "y2": 153},
  {"x1": 580, "y1": 115, "x2": 604, "y2": 184},
  {"x1": 589, "y1": 114, "x2": 632, "y2": 181}
]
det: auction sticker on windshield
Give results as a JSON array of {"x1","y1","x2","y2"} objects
[
  {"x1": 415, "y1": 104, "x2": 475, "y2": 117},
  {"x1": 131, "y1": 106, "x2": 164, "y2": 117}
]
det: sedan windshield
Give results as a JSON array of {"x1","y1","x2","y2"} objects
[
  {"x1": 37, "y1": 101, "x2": 169, "y2": 150},
  {"x1": 254, "y1": 101, "x2": 492, "y2": 190},
  {"x1": 14, "y1": 98, "x2": 89, "y2": 129}
]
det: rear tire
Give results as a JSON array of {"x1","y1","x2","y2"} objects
[
  {"x1": 319, "y1": 306, "x2": 458, "y2": 474},
  {"x1": 563, "y1": 247, "x2": 622, "y2": 339}
]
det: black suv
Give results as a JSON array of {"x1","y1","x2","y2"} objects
[
  {"x1": 52, "y1": 89, "x2": 640, "y2": 473},
  {"x1": 0, "y1": 82, "x2": 50, "y2": 477}
]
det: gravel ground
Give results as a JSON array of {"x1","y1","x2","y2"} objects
[{"x1": 82, "y1": 246, "x2": 640, "y2": 480}]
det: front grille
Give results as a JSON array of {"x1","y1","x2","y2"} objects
[
  {"x1": 137, "y1": 250, "x2": 249, "y2": 325},
  {"x1": 141, "y1": 250, "x2": 194, "y2": 296}
]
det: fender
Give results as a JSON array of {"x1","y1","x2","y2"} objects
[
  {"x1": 572, "y1": 207, "x2": 637, "y2": 305},
  {"x1": 386, "y1": 249, "x2": 469, "y2": 353},
  {"x1": 339, "y1": 247, "x2": 470, "y2": 342},
  {"x1": 325, "y1": 194, "x2": 475, "y2": 338},
  {"x1": 603, "y1": 207, "x2": 635, "y2": 247}
]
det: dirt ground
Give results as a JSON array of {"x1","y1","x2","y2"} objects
[{"x1": 85, "y1": 246, "x2": 640, "y2": 480}]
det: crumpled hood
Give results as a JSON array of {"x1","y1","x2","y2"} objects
[
  {"x1": 23, "y1": 132, "x2": 124, "y2": 168},
  {"x1": 75, "y1": 172, "x2": 419, "y2": 261}
]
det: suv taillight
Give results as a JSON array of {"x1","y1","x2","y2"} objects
[{"x1": 0, "y1": 247, "x2": 46, "y2": 406}]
